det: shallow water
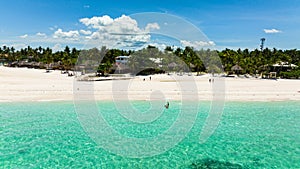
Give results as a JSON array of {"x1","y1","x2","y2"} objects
[{"x1": 0, "y1": 101, "x2": 299, "y2": 168}]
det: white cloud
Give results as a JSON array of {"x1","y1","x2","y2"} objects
[
  {"x1": 264, "y1": 28, "x2": 282, "y2": 34},
  {"x1": 80, "y1": 15, "x2": 114, "y2": 29},
  {"x1": 79, "y1": 15, "x2": 149, "y2": 34},
  {"x1": 49, "y1": 26, "x2": 58, "y2": 31},
  {"x1": 52, "y1": 43, "x2": 62, "y2": 52},
  {"x1": 83, "y1": 5, "x2": 90, "y2": 8},
  {"x1": 53, "y1": 28, "x2": 80, "y2": 40},
  {"x1": 19, "y1": 34, "x2": 28, "y2": 39},
  {"x1": 79, "y1": 15, "x2": 156, "y2": 49},
  {"x1": 80, "y1": 30, "x2": 92, "y2": 35},
  {"x1": 7, "y1": 43, "x2": 28, "y2": 50},
  {"x1": 109, "y1": 15, "x2": 141, "y2": 34},
  {"x1": 145, "y1": 23, "x2": 160, "y2": 32},
  {"x1": 36, "y1": 32, "x2": 47, "y2": 38},
  {"x1": 180, "y1": 40, "x2": 215, "y2": 49}
]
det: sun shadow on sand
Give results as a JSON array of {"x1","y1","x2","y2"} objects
[{"x1": 189, "y1": 158, "x2": 245, "y2": 169}]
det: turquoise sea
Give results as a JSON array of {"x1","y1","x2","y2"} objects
[{"x1": 0, "y1": 101, "x2": 299, "y2": 168}]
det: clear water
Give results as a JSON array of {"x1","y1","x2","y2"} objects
[{"x1": 0, "y1": 101, "x2": 299, "y2": 168}]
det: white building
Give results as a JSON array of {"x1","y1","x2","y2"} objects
[{"x1": 115, "y1": 56, "x2": 130, "y2": 65}]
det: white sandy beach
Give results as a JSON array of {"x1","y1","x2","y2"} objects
[{"x1": 0, "y1": 66, "x2": 300, "y2": 102}]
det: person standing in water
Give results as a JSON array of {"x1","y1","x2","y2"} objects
[{"x1": 164, "y1": 102, "x2": 169, "y2": 109}]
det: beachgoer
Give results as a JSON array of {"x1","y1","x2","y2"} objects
[{"x1": 164, "y1": 102, "x2": 169, "y2": 109}]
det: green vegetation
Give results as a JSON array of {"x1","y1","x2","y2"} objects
[
  {"x1": 0, "y1": 45, "x2": 299, "y2": 79},
  {"x1": 280, "y1": 69, "x2": 300, "y2": 79},
  {"x1": 218, "y1": 48, "x2": 300, "y2": 75}
]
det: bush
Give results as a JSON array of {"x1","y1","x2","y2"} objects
[
  {"x1": 136, "y1": 68, "x2": 165, "y2": 76},
  {"x1": 280, "y1": 70, "x2": 300, "y2": 79}
]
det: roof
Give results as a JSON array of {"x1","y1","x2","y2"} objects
[
  {"x1": 231, "y1": 64, "x2": 243, "y2": 71},
  {"x1": 116, "y1": 55, "x2": 130, "y2": 59},
  {"x1": 272, "y1": 62, "x2": 298, "y2": 67}
]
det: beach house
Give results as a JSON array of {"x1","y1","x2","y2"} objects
[{"x1": 115, "y1": 55, "x2": 130, "y2": 73}]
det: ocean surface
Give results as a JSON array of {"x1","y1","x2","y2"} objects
[{"x1": 0, "y1": 101, "x2": 299, "y2": 168}]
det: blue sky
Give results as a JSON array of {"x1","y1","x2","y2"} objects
[{"x1": 1, "y1": 0, "x2": 300, "y2": 51}]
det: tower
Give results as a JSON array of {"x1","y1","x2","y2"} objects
[{"x1": 260, "y1": 38, "x2": 266, "y2": 51}]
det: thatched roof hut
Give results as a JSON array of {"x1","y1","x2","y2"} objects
[
  {"x1": 168, "y1": 62, "x2": 177, "y2": 68},
  {"x1": 231, "y1": 64, "x2": 243, "y2": 75},
  {"x1": 231, "y1": 64, "x2": 243, "y2": 71}
]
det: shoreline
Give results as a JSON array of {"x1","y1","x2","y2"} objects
[
  {"x1": 1, "y1": 99, "x2": 300, "y2": 104},
  {"x1": 1, "y1": 66, "x2": 300, "y2": 102}
]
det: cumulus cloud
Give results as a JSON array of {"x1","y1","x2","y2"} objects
[
  {"x1": 80, "y1": 15, "x2": 142, "y2": 34},
  {"x1": 180, "y1": 40, "x2": 215, "y2": 49},
  {"x1": 19, "y1": 34, "x2": 28, "y2": 39},
  {"x1": 79, "y1": 15, "x2": 157, "y2": 49},
  {"x1": 52, "y1": 43, "x2": 63, "y2": 52},
  {"x1": 36, "y1": 32, "x2": 47, "y2": 37},
  {"x1": 53, "y1": 28, "x2": 80, "y2": 40},
  {"x1": 80, "y1": 15, "x2": 114, "y2": 29},
  {"x1": 80, "y1": 30, "x2": 92, "y2": 35},
  {"x1": 145, "y1": 23, "x2": 160, "y2": 32},
  {"x1": 8, "y1": 43, "x2": 28, "y2": 50},
  {"x1": 109, "y1": 15, "x2": 141, "y2": 34},
  {"x1": 264, "y1": 28, "x2": 282, "y2": 34}
]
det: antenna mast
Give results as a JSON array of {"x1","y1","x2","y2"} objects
[{"x1": 260, "y1": 38, "x2": 266, "y2": 51}]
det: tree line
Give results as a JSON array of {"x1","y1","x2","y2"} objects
[{"x1": 0, "y1": 45, "x2": 299, "y2": 78}]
